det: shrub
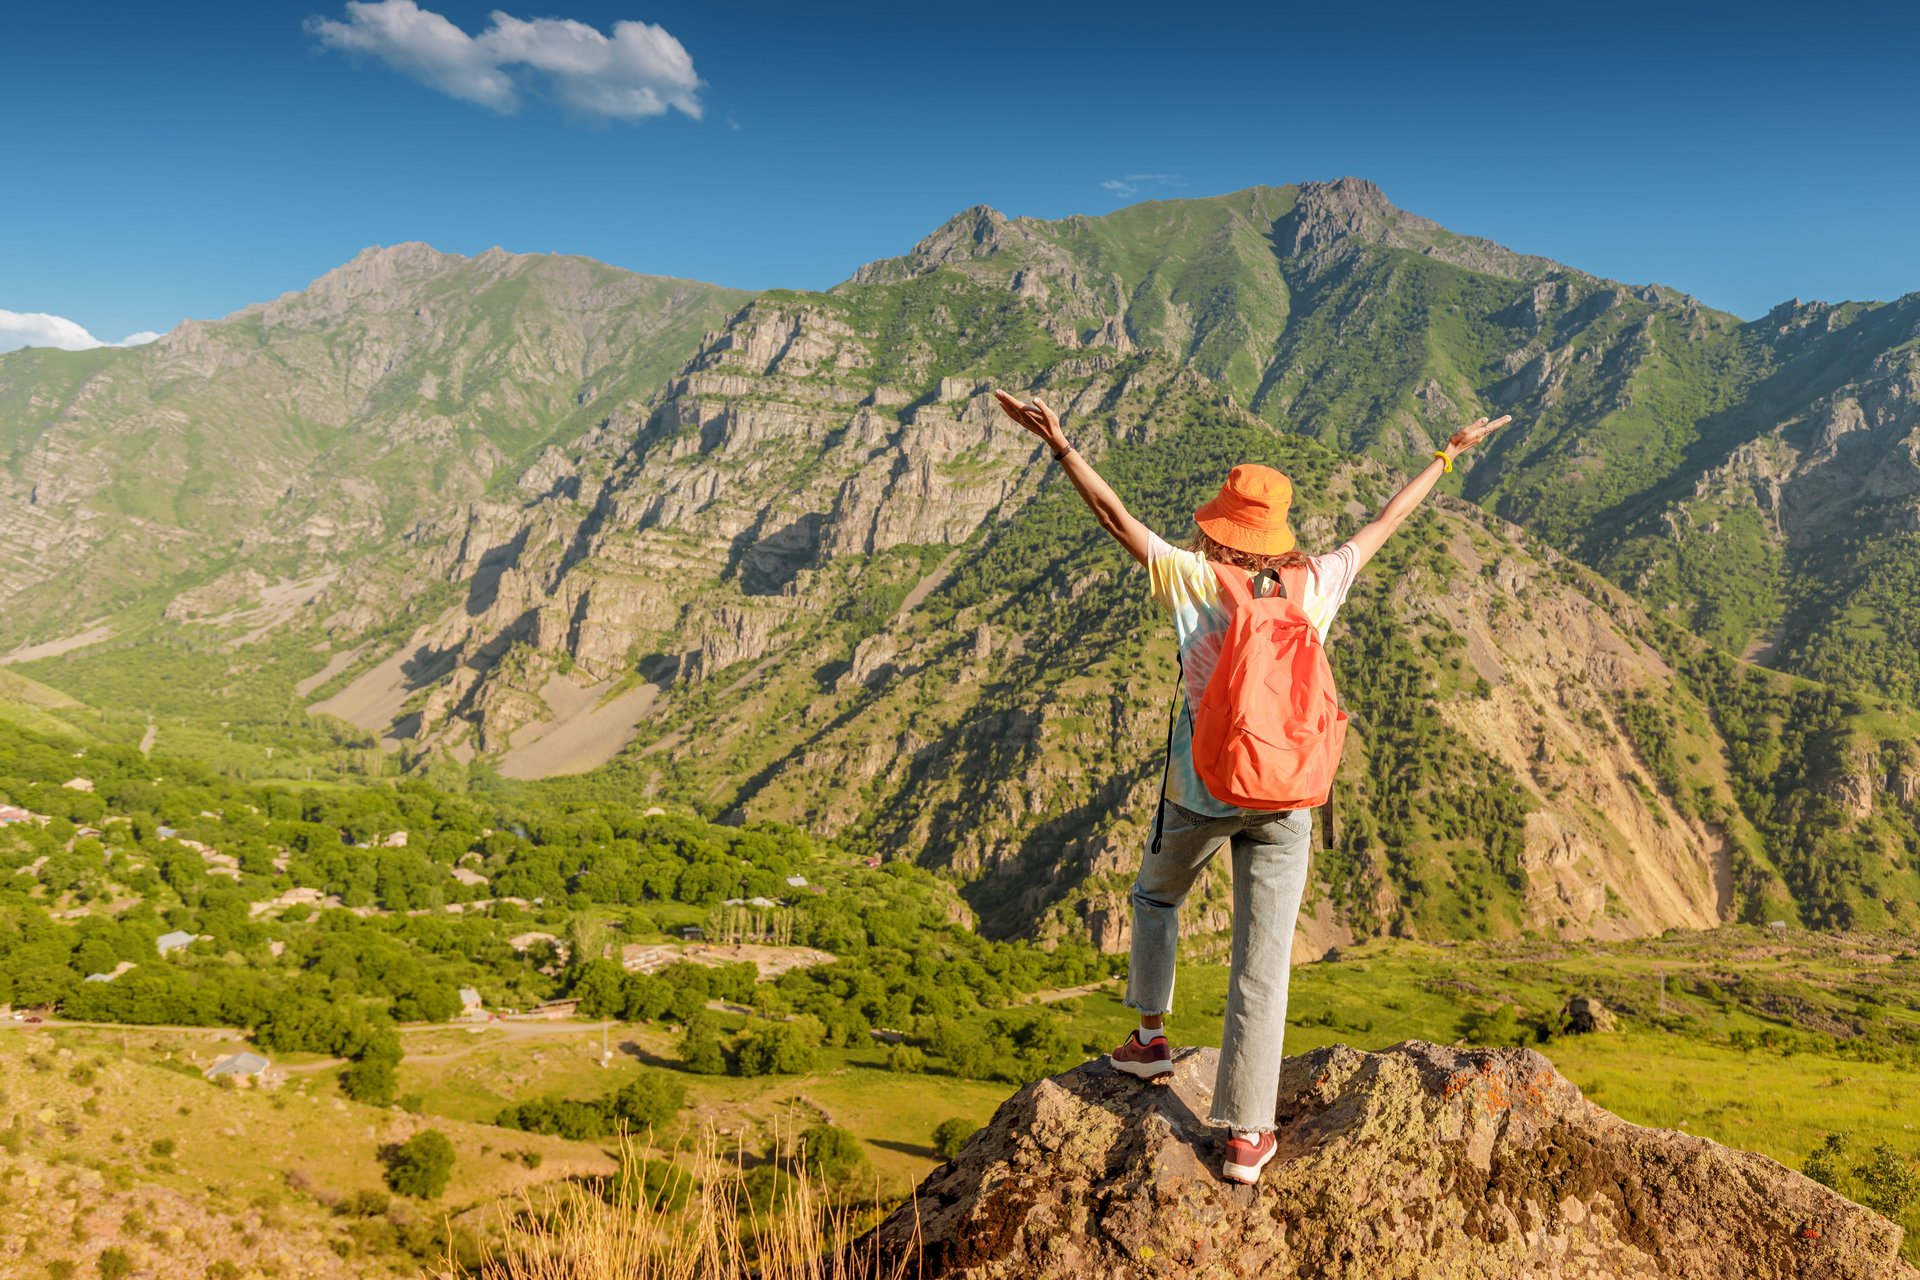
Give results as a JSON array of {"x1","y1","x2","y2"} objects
[
  {"x1": 931, "y1": 1117, "x2": 973, "y2": 1160},
  {"x1": 797, "y1": 1124, "x2": 868, "y2": 1186},
  {"x1": 340, "y1": 1058, "x2": 397, "y2": 1107},
  {"x1": 149, "y1": 1138, "x2": 176, "y2": 1159},
  {"x1": 96, "y1": 1250, "x2": 132, "y2": 1280},
  {"x1": 610, "y1": 1156, "x2": 698, "y2": 1212},
  {"x1": 1459, "y1": 1004, "x2": 1532, "y2": 1047},
  {"x1": 733, "y1": 1024, "x2": 819, "y2": 1077},
  {"x1": 677, "y1": 1015, "x2": 727, "y2": 1076},
  {"x1": 383, "y1": 1130, "x2": 456, "y2": 1199},
  {"x1": 337, "y1": 1189, "x2": 391, "y2": 1217},
  {"x1": 1855, "y1": 1141, "x2": 1920, "y2": 1220},
  {"x1": 605, "y1": 1073, "x2": 685, "y2": 1132},
  {"x1": 739, "y1": 1163, "x2": 797, "y2": 1213},
  {"x1": 1804, "y1": 1132, "x2": 1850, "y2": 1189}
]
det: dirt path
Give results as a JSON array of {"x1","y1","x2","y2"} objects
[
  {"x1": 0, "y1": 622, "x2": 114, "y2": 665},
  {"x1": 138, "y1": 721, "x2": 157, "y2": 754},
  {"x1": 897, "y1": 550, "x2": 963, "y2": 618},
  {"x1": 1022, "y1": 981, "x2": 1114, "y2": 1006},
  {"x1": 293, "y1": 643, "x2": 366, "y2": 698}
]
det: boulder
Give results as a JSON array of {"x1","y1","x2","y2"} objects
[
  {"x1": 868, "y1": 1041, "x2": 1913, "y2": 1279},
  {"x1": 1561, "y1": 994, "x2": 1618, "y2": 1034}
]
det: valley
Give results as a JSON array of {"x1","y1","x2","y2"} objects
[{"x1": 3, "y1": 177, "x2": 1919, "y2": 1272}]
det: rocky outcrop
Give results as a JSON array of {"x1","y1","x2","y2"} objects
[
  {"x1": 1276, "y1": 177, "x2": 1571, "y2": 282},
  {"x1": 871, "y1": 1042, "x2": 1914, "y2": 1280}
]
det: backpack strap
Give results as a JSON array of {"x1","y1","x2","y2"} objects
[{"x1": 1211, "y1": 560, "x2": 1255, "y2": 609}]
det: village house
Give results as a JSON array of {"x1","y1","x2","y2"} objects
[
  {"x1": 0, "y1": 804, "x2": 33, "y2": 825},
  {"x1": 457, "y1": 987, "x2": 486, "y2": 1020},
  {"x1": 155, "y1": 930, "x2": 197, "y2": 956},
  {"x1": 204, "y1": 1052, "x2": 271, "y2": 1083}
]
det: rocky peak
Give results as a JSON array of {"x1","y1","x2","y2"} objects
[
  {"x1": 870, "y1": 1041, "x2": 1912, "y2": 1279},
  {"x1": 1279, "y1": 176, "x2": 1566, "y2": 281},
  {"x1": 849, "y1": 205, "x2": 1045, "y2": 285}
]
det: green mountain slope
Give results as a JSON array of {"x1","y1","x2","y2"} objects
[
  {"x1": 4, "y1": 182, "x2": 1918, "y2": 948},
  {"x1": 862, "y1": 179, "x2": 1920, "y2": 707},
  {"x1": 0, "y1": 244, "x2": 747, "y2": 649}
]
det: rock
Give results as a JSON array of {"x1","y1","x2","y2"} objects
[
  {"x1": 1561, "y1": 994, "x2": 1618, "y2": 1034},
  {"x1": 868, "y1": 1041, "x2": 1913, "y2": 1280}
]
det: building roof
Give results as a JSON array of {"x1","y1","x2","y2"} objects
[
  {"x1": 785, "y1": 875, "x2": 808, "y2": 887},
  {"x1": 458, "y1": 987, "x2": 483, "y2": 1005},
  {"x1": 156, "y1": 930, "x2": 196, "y2": 953},
  {"x1": 205, "y1": 1052, "x2": 270, "y2": 1077}
]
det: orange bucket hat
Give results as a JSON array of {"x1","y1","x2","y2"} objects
[{"x1": 1194, "y1": 464, "x2": 1296, "y2": 556}]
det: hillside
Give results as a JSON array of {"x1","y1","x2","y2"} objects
[
  {"x1": 862, "y1": 179, "x2": 1920, "y2": 699},
  {"x1": 0, "y1": 245, "x2": 747, "y2": 649},
  {"x1": 3, "y1": 181, "x2": 1918, "y2": 948}
]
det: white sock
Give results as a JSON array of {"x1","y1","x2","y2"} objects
[{"x1": 1135, "y1": 1023, "x2": 1165, "y2": 1044}]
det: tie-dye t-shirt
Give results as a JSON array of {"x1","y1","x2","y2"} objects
[{"x1": 1145, "y1": 532, "x2": 1360, "y2": 816}]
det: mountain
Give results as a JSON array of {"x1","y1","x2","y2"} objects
[
  {"x1": 3, "y1": 180, "x2": 1917, "y2": 948},
  {"x1": 0, "y1": 244, "x2": 747, "y2": 649},
  {"x1": 861, "y1": 178, "x2": 1920, "y2": 702}
]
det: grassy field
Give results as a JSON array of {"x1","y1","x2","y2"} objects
[
  {"x1": 399, "y1": 928, "x2": 1920, "y2": 1212},
  {"x1": 8, "y1": 928, "x2": 1918, "y2": 1271}
]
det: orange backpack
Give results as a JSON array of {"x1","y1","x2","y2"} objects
[{"x1": 1190, "y1": 562, "x2": 1348, "y2": 811}]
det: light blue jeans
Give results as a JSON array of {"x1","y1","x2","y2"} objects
[{"x1": 1124, "y1": 799, "x2": 1313, "y2": 1133}]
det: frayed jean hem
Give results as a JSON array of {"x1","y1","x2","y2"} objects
[
  {"x1": 1208, "y1": 1116, "x2": 1278, "y2": 1133},
  {"x1": 1121, "y1": 997, "x2": 1171, "y2": 1016}
]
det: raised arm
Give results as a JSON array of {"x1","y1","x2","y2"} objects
[
  {"x1": 1345, "y1": 415, "x2": 1511, "y2": 572},
  {"x1": 993, "y1": 389, "x2": 1154, "y2": 565}
]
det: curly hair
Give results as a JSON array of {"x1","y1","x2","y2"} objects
[{"x1": 1185, "y1": 529, "x2": 1312, "y2": 574}]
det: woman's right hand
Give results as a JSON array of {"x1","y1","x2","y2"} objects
[{"x1": 993, "y1": 389, "x2": 1068, "y2": 454}]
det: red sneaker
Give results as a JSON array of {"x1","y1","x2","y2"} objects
[
  {"x1": 1108, "y1": 1031, "x2": 1172, "y2": 1079},
  {"x1": 1222, "y1": 1131, "x2": 1278, "y2": 1184}
]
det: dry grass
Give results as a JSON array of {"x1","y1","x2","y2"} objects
[{"x1": 431, "y1": 1126, "x2": 919, "y2": 1280}]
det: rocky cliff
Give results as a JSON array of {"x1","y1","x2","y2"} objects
[{"x1": 870, "y1": 1041, "x2": 1915, "y2": 1279}]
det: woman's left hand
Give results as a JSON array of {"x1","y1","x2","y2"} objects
[
  {"x1": 1446, "y1": 414, "x2": 1512, "y2": 456},
  {"x1": 993, "y1": 389, "x2": 1068, "y2": 453}
]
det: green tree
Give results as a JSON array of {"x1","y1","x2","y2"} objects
[
  {"x1": 733, "y1": 1023, "x2": 819, "y2": 1077},
  {"x1": 340, "y1": 1057, "x2": 397, "y2": 1107},
  {"x1": 797, "y1": 1123, "x2": 868, "y2": 1186},
  {"x1": 677, "y1": 1014, "x2": 727, "y2": 1075},
  {"x1": 931, "y1": 1117, "x2": 973, "y2": 1160},
  {"x1": 605, "y1": 1072, "x2": 685, "y2": 1132},
  {"x1": 383, "y1": 1129, "x2": 456, "y2": 1199}
]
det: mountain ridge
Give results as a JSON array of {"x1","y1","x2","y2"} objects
[{"x1": 4, "y1": 177, "x2": 1917, "y2": 949}]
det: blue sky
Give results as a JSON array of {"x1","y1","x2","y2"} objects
[{"x1": 5, "y1": 0, "x2": 1919, "y2": 346}]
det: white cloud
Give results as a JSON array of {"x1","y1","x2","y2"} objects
[
  {"x1": 1102, "y1": 173, "x2": 1188, "y2": 199},
  {"x1": 0, "y1": 311, "x2": 164, "y2": 355},
  {"x1": 307, "y1": 1, "x2": 702, "y2": 121}
]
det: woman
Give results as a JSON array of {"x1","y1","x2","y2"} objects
[{"x1": 991, "y1": 387, "x2": 1507, "y2": 1185}]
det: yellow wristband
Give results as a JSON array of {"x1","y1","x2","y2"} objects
[{"x1": 1434, "y1": 450, "x2": 1454, "y2": 474}]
